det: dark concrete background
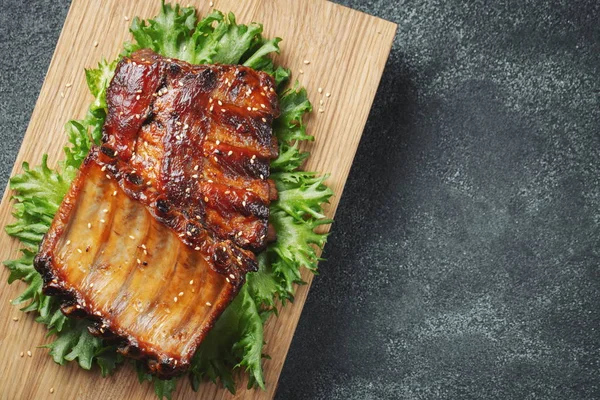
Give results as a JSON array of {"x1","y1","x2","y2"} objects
[{"x1": 1, "y1": 1, "x2": 599, "y2": 399}]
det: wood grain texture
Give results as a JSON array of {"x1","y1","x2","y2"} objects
[{"x1": 0, "y1": 0, "x2": 395, "y2": 398}]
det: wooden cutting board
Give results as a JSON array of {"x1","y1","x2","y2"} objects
[{"x1": 0, "y1": 0, "x2": 395, "y2": 398}]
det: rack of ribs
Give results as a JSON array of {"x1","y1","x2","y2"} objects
[{"x1": 34, "y1": 49, "x2": 280, "y2": 378}]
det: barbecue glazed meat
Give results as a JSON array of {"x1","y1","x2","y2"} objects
[
  {"x1": 34, "y1": 49, "x2": 280, "y2": 378},
  {"x1": 101, "y1": 48, "x2": 279, "y2": 252}
]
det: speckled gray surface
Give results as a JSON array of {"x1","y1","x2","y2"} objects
[{"x1": 1, "y1": 1, "x2": 599, "y2": 399}]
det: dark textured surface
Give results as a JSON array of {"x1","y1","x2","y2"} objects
[{"x1": 1, "y1": 1, "x2": 600, "y2": 399}]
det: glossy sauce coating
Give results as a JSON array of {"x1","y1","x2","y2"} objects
[{"x1": 34, "y1": 50, "x2": 280, "y2": 377}]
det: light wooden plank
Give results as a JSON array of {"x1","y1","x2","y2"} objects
[{"x1": 0, "y1": 0, "x2": 396, "y2": 398}]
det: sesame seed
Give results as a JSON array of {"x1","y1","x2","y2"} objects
[
  {"x1": 141, "y1": 244, "x2": 146, "y2": 249},
  {"x1": 144, "y1": 250, "x2": 148, "y2": 255},
  {"x1": 129, "y1": 235, "x2": 135, "y2": 240},
  {"x1": 206, "y1": 302, "x2": 212, "y2": 306},
  {"x1": 12, "y1": 317, "x2": 18, "y2": 321},
  {"x1": 192, "y1": 174, "x2": 198, "y2": 178},
  {"x1": 27, "y1": 351, "x2": 32, "y2": 357},
  {"x1": 247, "y1": 106, "x2": 251, "y2": 111},
  {"x1": 227, "y1": 150, "x2": 233, "y2": 156},
  {"x1": 77, "y1": 249, "x2": 83, "y2": 254},
  {"x1": 318, "y1": 108, "x2": 324, "y2": 113},
  {"x1": 209, "y1": 1, "x2": 213, "y2": 6},
  {"x1": 262, "y1": 117, "x2": 267, "y2": 123},
  {"x1": 20, "y1": 352, "x2": 24, "y2": 357},
  {"x1": 178, "y1": 292, "x2": 184, "y2": 296},
  {"x1": 50, "y1": 388, "x2": 55, "y2": 394},
  {"x1": 90, "y1": 283, "x2": 94, "y2": 288},
  {"x1": 260, "y1": 174, "x2": 264, "y2": 179},
  {"x1": 303, "y1": 60, "x2": 310, "y2": 64},
  {"x1": 222, "y1": 246, "x2": 227, "y2": 252},
  {"x1": 136, "y1": 95, "x2": 140, "y2": 100},
  {"x1": 209, "y1": 97, "x2": 213, "y2": 103},
  {"x1": 93, "y1": 41, "x2": 99, "y2": 47},
  {"x1": 124, "y1": 15, "x2": 129, "y2": 21},
  {"x1": 137, "y1": 259, "x2": 141, "y2": 264},
  {"x1": 184, "y1": 123, "x2": 189, "y2": 129},
  {"x1": 204, "y1": 196, "x2": 209, "y2": 202},
  {"x1": 100, "y1": 219, "x2": 105, "y2": 223},
  {"x1": 146, "y1": 181, "x2": 152, "y2": 186},
  {"x1": 253, "y1": 107, "x2": 258, "y2": 111},
  {"x1": 209, "y1": 105, "x2": 214, "y2": 112},
  {"x1": 242, "y1": 201, "x2": 246, "y2": 207},
  {"x1": 87, "y1": 223, "x2": 92, "y2": 229},
  {"x1": 299, "y1": 69, "x2": 304, "y2": 74},
  {"x1": 214, "y1": 156, "x2": 218, "y2": 162},
  {"x1": 185, "y1": 187, "x2": 191, "y2": 193},
  {"x1": 113, "y1": 190, "x2": 117, "y2": 196},
  {"x1": 106, "y1": 174, "x2": 111, "y2": 180},
  {"x1": 189, "y1": 280, "x2": 194, "y2": 285},
  {"x1": 66, "y1": 83, "x2": 72, "y2": 88},
  {"x1": 250, "y1": 159, "x2": 255, "y2": 164},
  {"x1": 217, "y1": 100, "x2": 223, "y2": 106},
  {"x1": 225, "y1": 190, "x2": 230, "y2": 194},
  {"x1": 194, "y1": 164, "x2": 199, "y2": 170},
  {"x1": 326, "y1": 92, "x2": 331, "y2": 97},
  {"x1": 225, "y1": 278, "x2": 230, "y2": 283},
  {"x1": 252, "y1": 155, "x2": 257, "y2": 159},
  {"x1": 221, "y1": 108, "x2": 226, "y2": 113},
  {"x1": 60, "y1": 92, "x2": 65, "y2": 98},
  {"x1": 135, "y1": 114, "x2": 140, "y2": 119},
  {"x1": 95, "y1": 311, "x2": 101, "y2": 316},
  {"x1": 207, "y1": 179, "x2": 213, "y2": 183},
  {"x1": 229, "y1": 274, "x2": 235, "y2": 280},
  {"x1": 136, "y1": 89, "x2": 143, "y2": 93},
  {"x1": 195, "y1": 246, "x2": 200, "y2": 251},
  {"x1": 173, "y1": 297, "x2": 178, "y2": 303},
  {"x1": 103, "y1": 209, "x2": 108, "y2": 213},
  {"x1": 179, "y1": 80, "x2": 184, "y2": 86},
  {"x1": 237, "y1": 231, "x2": 243, "y2": 237},
  {"x1": 320, "y1": 99, "x2": 324, "y2": 105},
  {"x1": 66, "y1": 240, "x2": 71, "y2": 245},
  {"x1": 176, "y1": 121, "x2": 182, "y2": 126}
]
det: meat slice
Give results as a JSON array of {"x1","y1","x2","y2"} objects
[
  {"x1": 99, "y1": 49, "x2": 280, "y2": 252},
  {"x1": 34, "y1": 49, "x2": 280, "y2": 378}
]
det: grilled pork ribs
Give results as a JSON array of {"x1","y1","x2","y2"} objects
[{"x1": 34, "y1": 49, "x2": 280, "y2": 377}]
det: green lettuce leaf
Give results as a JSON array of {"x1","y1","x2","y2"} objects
[{"x1": 3, "y1": 2, "x2": 332, "y2": 397}]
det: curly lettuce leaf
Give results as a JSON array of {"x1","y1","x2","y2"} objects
[
  {"x1": 3, "y1": 59, "x2": 119, "y2": 374},
  {"x1": 3, "y1": 2, "x2": 332, "y2": 397},
  {"x1": 127, "y1": 2, "x2": 290, "y2": 87}
]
